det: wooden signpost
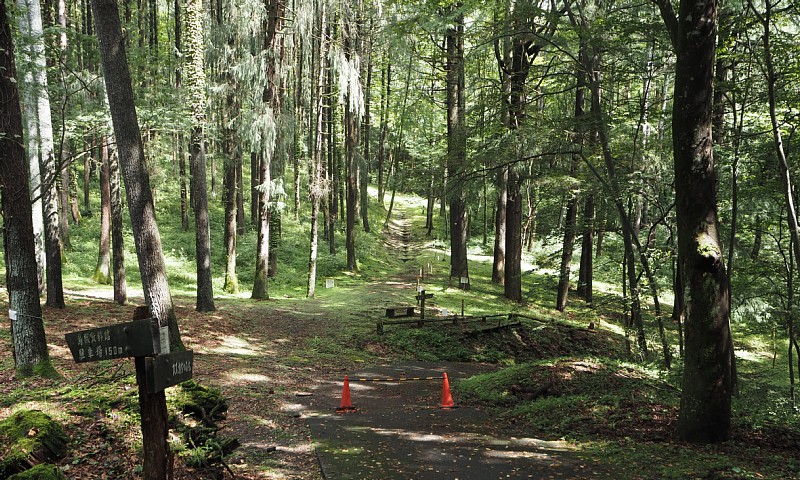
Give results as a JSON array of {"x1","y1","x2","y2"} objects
[
  {"x1": 415, "y1": 290, "x2": 434, "y2": 322},
  {"x1": 65, "y1": 317, "x2": 193, "y2": 392},
  {"x1": 65, "y1": 312, "x2": 193, "y2": 480}
]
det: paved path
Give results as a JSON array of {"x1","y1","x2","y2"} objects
[{"x1": 297, "y1": 362, "x2": 614, "y2": 479}]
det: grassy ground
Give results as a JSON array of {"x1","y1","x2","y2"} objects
[{"x1": 1, "y1": 188, "x2": 799, "y2": 479}]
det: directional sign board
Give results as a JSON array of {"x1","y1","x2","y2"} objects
[
  {"x1": 65, "y1": 318, "x2": 161, "y2": 363},
  {"x1": 145, "y1": 350, "x2": 194, "y2": 393}
]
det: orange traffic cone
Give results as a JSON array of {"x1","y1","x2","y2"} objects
[
  {"x1": 336, "y1": 375, "x2": 357, "y2": 413},
  {"x1": 439, "y1": 372, "x2": 456, "y2": 409}
]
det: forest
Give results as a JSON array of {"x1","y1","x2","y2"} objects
[{"x1": 1, "y1": 0, "x2": 800, "y2": 477}]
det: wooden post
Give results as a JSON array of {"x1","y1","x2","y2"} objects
[{"x1": 132, "y1": 306, "x2": 171, "y2": 480}]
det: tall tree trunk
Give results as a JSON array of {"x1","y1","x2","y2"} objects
[
  {"x1": 556, "y1": 35, "x2": 587, "y2": 311},
  {"x1": 361, "y1": 23, "x2": 372, "y2": 233},
  {"x1": 253, "y1": 0, "x2": 285, "y2": 299},
  {"x1": 1, "y1": 0, "x2": 52, "y2": 376},
  {"x1": 656, "y1": 0, "x2": 732, "y2": 442},
  {"x1": 377, "y1": 61, "x2": 390, "y2": 206},
  {"x1": 15, "y1": 0, "x2": 54, "y2": 295},
  {"x1": 91, "y1": 0, "x2": 183, "y2": 348},
  {"x1": 252, "y1": 153, "x2": 270, "y2": 298},
  {"x1": 91, "y1": 0, "x2": 186, "y2": 475},
  {"x1": 307, "y1": 0, "x2": 327, "y2": 299},
  {"x1": 344, "y1": 12, "x2": 360, "y2": 272},
  {"x1": 110, "y1": 149, "x2": 126, "y2": 305},
  {"x1": 223, "y1": 142, "x2": 239, "y2": 294},
  {"x1": 186, "y1": 0, "x2": 215, "y2": 312},
  {"x1": 93, "y1": 138, "x2": 112, "y2": 284},
  {"x1": 754, "y1": 0, "x2": 800, "y2": 321},
  {"x1": 446, "y1": 7, "x2": 469, "y2": 289},
  {"x1": 18, "y1": 0, "x2": 64, "y2": 306}
]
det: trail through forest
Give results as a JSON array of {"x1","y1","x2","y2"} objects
[{"x1": 7, "y1": 200, "x2": 608, "y2": 479}]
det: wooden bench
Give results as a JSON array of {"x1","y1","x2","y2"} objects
[{"x1": 385, "y1": 307, "x2": 415, "y2": 318}]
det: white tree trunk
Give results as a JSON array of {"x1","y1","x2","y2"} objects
[{"x1": 16, "y1": 0, "x2": 59, "y2": 294}]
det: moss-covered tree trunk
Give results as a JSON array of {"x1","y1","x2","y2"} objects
[{"x1": 186, "y1": 0, "x2": 215, "y2": 312}]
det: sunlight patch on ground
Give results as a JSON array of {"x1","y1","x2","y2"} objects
[
  {"x1": 48, "y1": 343, "x2": 72, "y2": 359},
  {"x1": 363, "y1": 427, "x2": 576, "y2": 452},
  {"x1": 483, "y1": 450, "x2": 552, "y2": 460},
  {"x1": 736, "y1": 349, "x2": 772, "y2": 362},
  {"x1": 226, "y1": 372, "x2": 272, "y2": 383},
  {"x1": 210, "y1": 335, "x2": 264, "y2": 356}
]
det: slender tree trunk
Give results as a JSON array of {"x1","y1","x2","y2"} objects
[
  {"x1": 755, "y1": 0, "x2": 800, "y2": 311},
  {"x1": 253, "y1": 0, "x2": 285, "y2": 298},
  {"x1": 93, "y1": 138, "x2": 111, "y2": 284},
  {"x1": 361, "y1": 24, "x2": 372, "y2": 233},
  {"x1": 504, "y1": 171, "x2": 522, "y2": 301},
  {"x1": 577, "y1": 194, "x2": 595, "y2": 302},
  {"x1": 344, "y1": 14, "x2": 360, "y2": 271},
  {"x1": 377, "y1": 61, "x2": 389, "y2": 206},
  {"x1": 1, "y1": 0, "x2": 52, "y2": 376},
  {"x1": 492, "y1": 167, "x2": 507, "y2": 285},
  {"x1": 179, "y1": 137, "x2": 189, "y2": 230},
  {"x1": 91, "y1": 0, "x2": 182, "y2": 347},
  {"x1": 15, "y1": 0, "x2": 56, "y2": 296},
  {"x1": 556, "y1": 184, "x2": 578, "y2": 311},
  {"x1": 251, "y1": 152, "x2": 259, "y2": 225},
  {"x1": 223, "y1": 141, "x2": 239, "y2": 294},
  {"x1": 252, "y1": 153, "x2": 270, "y2": 299},
  {"x1": 19, "y1": 0, "x2": 64, "y2": 306},
  {"x1": 307, "y1": 0, "x2": 327, "y2": 298},
  {"x1": 110, "y1": 149, "x2": 126, "y2": 305}
]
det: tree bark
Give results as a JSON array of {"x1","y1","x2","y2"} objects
[
  {"x1": 223, "y1": 141, "x2": 239, "y2": 294},
  {"x1": 504, "y1": 170, "x2": 522, "y2": 302},
  {"x1": 186, "y1": 0, "x2": 215, "y2": 312},
  {"x1": 1, "y1": 0, "x2": 52, "y2": 376},
  {"x1": 344, "y1": 12, "x2": 360, "y2": 271},
  {"x1": 577, "y1": 194, "x2": 595, "y2": 302},
  {"x1": 91, "y1": 0, "x2": 183, "y2": 347},
  {"x1": 492, "y1": 167, "x2": 507, "y2": 285},
  {"x1": 93, "y1": 138, "x2": 112, "y2": 284},
  {"x1": 656, "y1": 0, "x2": 732, "y2": 442},
  {"x1": 110, "y1": 149, "x2": 126, "y2": 305},
  {"x1": 556, "y1": 185, "x2": 578, "y2": 311},
  {"x1": 91, "y1": 0, "x2": 184, "y2": 475},
  {"x1": 446, "y1": 7, "x2": 469, "y2": 289}
]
